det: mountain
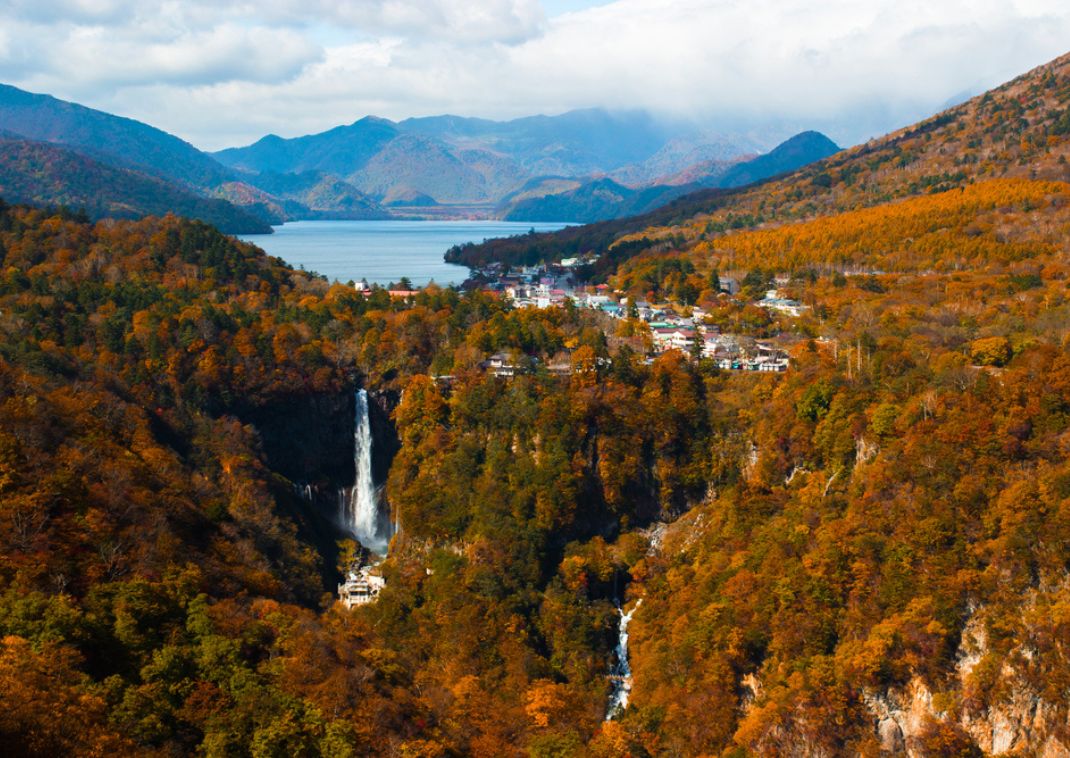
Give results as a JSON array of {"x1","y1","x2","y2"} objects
[
  {"x1": 500, "y1": 177, "x2": 699, "y2": 223},
  {"x1": 608, "y1": 134, "x2": 759, "y2": 187},
  {"x1": 707, "y1": 129, "x2": 841, "y2": 188},
  {"x1": 0, "y1": 84, "x2": 234, "y2": 191},
  {"x1": 234, "y1": 170, "x2": 390, "y2": 220},
  {"x1": 0, "y1": 83, "x2": 294, "y2": 229},
  {"x1": 213, "y1": 117, "x2": 401, "y2": 177},
  {"x1": 448, "y1": 52, "x2": 1070, "y2": 271},
  {"x1": 497, "y1": 131, "x2": 840, "y2": 223},
  {"x1": 0, "y1": 83, "x2": 396, "y2": 225},
  {"x1": 214, "y1": 109, "x2": 763, "y2": 209},
  {"x1": 0, "y1": 84, "x2": 769, "y2": 223},
  {"x1": 399, "y1": 108, "x2": 681, "y2": 175},
  {"x1": 5, "y1": 51, "x2": 1070, "y2": 758},
  {"x1": 219, "y1": 123, "x2": 530, "y2": 206},
  {"x1": 0, "y1": 137, "x2": 271, "y2": 233},
  {"x1": 346, "y1": 133, "x2": 507, "y2": 204},
  {"x1": 226, "y1": 109, "x2": 682, "y2": 180}
]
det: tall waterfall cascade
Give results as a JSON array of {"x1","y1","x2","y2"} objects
[
  {"x1": 606, "y1": 598, "x2": 642, "y2": 720},
  {"x1": 338, "y1": 389, "x2": 391, "y2": 556}
]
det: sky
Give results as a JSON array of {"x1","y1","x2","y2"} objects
[{"x1": 2, "y1": 0, "x2": 1070, "y2": 151}]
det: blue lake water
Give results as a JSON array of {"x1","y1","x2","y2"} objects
[{"x1": 240, "y1": 220, "x2": 571, "y2": 286}]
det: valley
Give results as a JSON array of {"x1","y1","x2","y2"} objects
[{"x1": 1, "y1": 24, "x2": 1070, "y2": 758}]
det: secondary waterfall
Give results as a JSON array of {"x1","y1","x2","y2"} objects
[
  {"x1": 338, "y1": 389, "x2": 390, "y2": 555},
  {"x1": 606, "y1": 598, "x2": 642, "y2": 720}
]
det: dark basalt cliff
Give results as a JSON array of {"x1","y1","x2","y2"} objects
[
  {"x1": 236, "y1": 385, "x2": 401, "y2": 589},
  {"x1": 367, "y1": 388, "x2": 401, "y2": 488}
]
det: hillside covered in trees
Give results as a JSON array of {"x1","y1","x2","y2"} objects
[
  {"x1": 0, "y1": 137, "x2": 273, "y2": 233},
  {"x1": 2, "y1": 51, "x2": 1070, "y2": 758},
  {"x1": 450, "y1": 51, "x2": 1070, "y2": 275}
]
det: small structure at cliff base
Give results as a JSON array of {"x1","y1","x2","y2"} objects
[{"x1": 338, "y1": 565, "x2": 385, "y2": 608}]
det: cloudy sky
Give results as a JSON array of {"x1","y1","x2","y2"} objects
[{"x1": 2, "y1": 0, "x2": 1070, "y2": 151}]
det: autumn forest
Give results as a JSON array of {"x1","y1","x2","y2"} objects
[{"x1": 2, "y1": 49, "x2": 1070, "y2": 758}]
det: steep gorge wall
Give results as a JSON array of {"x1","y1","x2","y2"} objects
[
  {"x1": 236, "y1": 386, "x2": 401, "y2": 590},
  {"x1": 864, "y1": 605, "x2": 1070, "y2": 756}
]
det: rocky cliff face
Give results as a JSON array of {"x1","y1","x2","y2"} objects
[
  {"x1": 367, "y1": 388, "x2": 400, "y2": 490},
  {"x1": 241, "y1": 391, "x2": 357, "y2": 486},
  {"x1": 238, "y1": 386, "x2": 399, "y2": 490},
  {"x1": 863, "y1": 604, "x2": 1070, "y2": 756},
  {"x1": 236, "y1": 386, "x2": 401, "y2": 589},
  {"x1": 643, "y1": 497, "x2": 1070, "y2": 757}
]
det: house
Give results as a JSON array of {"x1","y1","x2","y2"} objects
[
  {"x1": 653, "y1": 327, "x2": 697, "y2": 352},
  {"x1": 702, "y1": 334, "x2": 741, "y2": 360},
  {"x1": 483, "y1": 352, "x2": 533, "y2": 377},
  {"x1": 338, "y1": 566, "x2": 386, "y2": 608},
  {"x1": 757, "y1": 359, "x2": 790, "y2": 372},
  {"x1": 484, "y1": 352, "x2": 517, "y2": 377}
]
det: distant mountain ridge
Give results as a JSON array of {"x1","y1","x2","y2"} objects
[
  {"x1": 712, "y1": 130, "x2": 840, "y2": 188},
  {"x1": 213, "y1": 109, "x2": 772, "y2": 209},
  {"x1": 0, "y1": 83, "x2": 398, "y2": 229},
  {"x1": 0, "y1": 81, "x2": 835, "y2": 229},
  {"x1": 215, "y1": 117, "x2": 400, "y2": 177},
  {"x1": 499, "y1": 131, "x2": 841, "y2": 223}
]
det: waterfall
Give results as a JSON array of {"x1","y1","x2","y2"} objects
[
  {"x1": 339, "y1": 389, "x2": 390, "y2": 555},
  {"x1": 606, "y1": 598, "x2": 642, "y2": 720}
]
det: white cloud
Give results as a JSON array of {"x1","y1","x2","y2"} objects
[
  {"x1": 1, "y1": 0, "x2": 1069, "y2": 150},
  {"x1": 55, "y1": 23, "x2": 322, "y2": 88}
]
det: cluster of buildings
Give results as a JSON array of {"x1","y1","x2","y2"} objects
[
  {"x1": 468, "y1": 261, "x2": 806, "y2": 373},
  {"x1": 478, "y1": 351, "x2": 577, "y2": 379},
  {"x1": 645, "y1": 315, "x2": 791, "y2": 372}
]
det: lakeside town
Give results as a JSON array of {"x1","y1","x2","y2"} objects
[{"x1": 462, "y1": 256, "x2": 811, "y2": 374}]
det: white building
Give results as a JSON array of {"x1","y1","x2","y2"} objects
[
  {"x1": 653, "y1": 327, "x2": 697, "y2": 352},
  {"x1": 484, "y1": 352, "x2": 521, "y2": 377},
  {"x1": 759, "y1": 290, "x2": 809, "y2": 317},
  {"x1": 338, "y1": 566, "x2": 386, "y2": 608}
]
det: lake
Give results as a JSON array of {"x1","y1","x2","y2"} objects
[{"x1": 240, "y1": 220, "x2": 572, "y2": 286}]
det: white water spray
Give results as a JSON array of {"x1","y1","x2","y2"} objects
[
  {"x1": 606, "y1": 598, "x2": 642, "y2": 720},
  {"x1": 339, "y1": 389, "x2": 390, "y2": 555}
]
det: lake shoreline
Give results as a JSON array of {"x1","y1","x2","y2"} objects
[
  {"x1": 239, "y1": 219, "x2": 572, "y2": 287},
  {"x1": 239, "y1": 204, "x2": 510, "y2": 234}
]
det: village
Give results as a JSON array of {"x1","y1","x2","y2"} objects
[{"x1": 465, "y1": 256, "x2": 810, "y2": 376}]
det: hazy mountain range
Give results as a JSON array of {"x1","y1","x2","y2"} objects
[
  {"x1": 500, "y1": 131, "x2": 840, "y2": 223},
  {"x1": 212, "y1": 109, "x2": 767, "y2": 207},
  {"x1": 0, "y1": 83, "x2": 838, "y2": 231}
]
